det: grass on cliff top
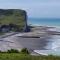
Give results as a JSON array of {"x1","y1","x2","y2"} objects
[
  {"x1": 0, "y1": 9, "x2": 26, "y2": 30},
  {"x1": 0, "y1": 53, "x2": 60, "y2": 60}
]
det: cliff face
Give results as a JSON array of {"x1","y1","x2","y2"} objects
[{"x1": 0, "y1": 9, "x2": 27, "y2": 32}]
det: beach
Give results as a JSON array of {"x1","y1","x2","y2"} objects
[{"x1": 0, "y1": 26, "x2": 60, "y2": 55}]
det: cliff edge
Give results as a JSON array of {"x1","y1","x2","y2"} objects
[{"x1": 0, "y1": 9, "x2": 27, "y2": 32}]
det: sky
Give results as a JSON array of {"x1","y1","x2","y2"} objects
[{"x1": 0, "y1": 0, "x2": 60, "y2": 18}]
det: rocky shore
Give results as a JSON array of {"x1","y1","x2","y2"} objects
[{"x1": 0, "y1": 26, "x2": 60, "y2": 54}]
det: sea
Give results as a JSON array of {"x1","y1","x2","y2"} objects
[
  {"x1": 28, "y1": 18, "x2": 60, "y2": 56},
  {"x1": 28, "y1": 18, "x2": 60, "y2": 27}
]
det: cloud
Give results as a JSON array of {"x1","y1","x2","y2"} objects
[{"x1": 0, "y1": 0, "x2": 60, "y2": 18}]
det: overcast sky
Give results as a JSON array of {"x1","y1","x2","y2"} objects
[{"x1": 0, "y1": 0, "x2": 60, "y2": 18}]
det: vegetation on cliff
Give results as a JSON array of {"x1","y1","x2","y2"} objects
[{"x1": 0, "y1": 9, "x2": 27, "y2": 32}]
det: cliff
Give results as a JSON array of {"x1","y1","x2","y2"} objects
[{"x1": 0, "y1": 9, "x2": 27, "y2": 32}]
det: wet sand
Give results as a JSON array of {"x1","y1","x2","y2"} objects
[
  {"x1": 17, "y1": 36, "x2": 50, "y2": 50},
  {"x1": 0, "y1": 26, "x2": 57, "y2": 52},
  {"x1": 0, "y1": 33, "x2": 49, "y2": 51},
  {"x1": 0, "y1": 32, "x2": 51, "y2": 52}
]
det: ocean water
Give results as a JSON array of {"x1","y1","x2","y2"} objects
[
  {"x1": 28, "y1": 18, "x2": 60, "y2": 55},
  {"x1": 36, "y1": 35, "x2": 60, "y2": 56},
  {"x1": 28, "y1": 18, "x2": 60, "y2": 32},
  {"x1": 28, "y1": 18, "x2": 60, "y2": 26}
]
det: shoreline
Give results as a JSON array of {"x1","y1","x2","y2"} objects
[{"x1": 0, "y1": 26, "x2": 60, "y2": 55}]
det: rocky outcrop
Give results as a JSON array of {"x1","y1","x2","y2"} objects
[{"x1": 0, "y1": 9, "x2": 28, "y2": 32}]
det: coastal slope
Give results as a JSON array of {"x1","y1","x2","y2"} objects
[{"x1": 0, "y1": 9, "x2": 27, "y2": 32}]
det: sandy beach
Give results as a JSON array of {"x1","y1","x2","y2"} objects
[{"x1": 0, "y1": 26, "x2": 60, "y2": 55}]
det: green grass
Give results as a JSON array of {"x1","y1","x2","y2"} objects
[
  {"x1": 0, "y1": 9, "x2": 26, "y2": 25},
  {"x1": 0, "y1": 9, "x2": 26, "y2": 32},
  {"x1": 0, "y1": 53, "x2": 60, "y2": 60},
  {"x1": 0, "y1": 49, "x2": 60, "y2": 60}
]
